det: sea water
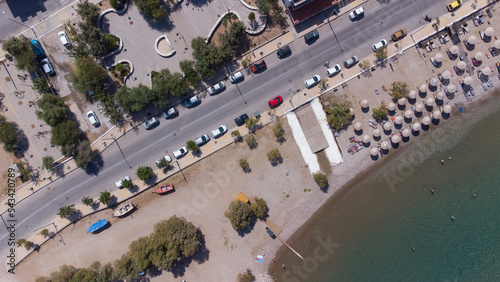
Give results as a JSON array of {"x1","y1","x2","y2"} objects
[{"x1": 272, "y1": 95, "x2": 500, "y2": 282}]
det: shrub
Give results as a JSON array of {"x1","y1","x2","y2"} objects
[
  {"x1": 375, "y1": 46, "x2": 388, "y2": 61},
  {"x1": 245, "y1": 117, "x2": 260, "y2": 132},
  {"x1": 110, "y1": 0, "x2": 124, "y2": 10},
  {"x1": 225, "y1": 201, "x2": 253, "y2": 230},
  {"x1": 186, "y1": 140, "x2": 198, "y2": 152},
  {"x1": 251, "y1": 197, "x2": 267, "y2": 219},
  {"x1": 267, "y1": 148, "x2": 282, "y2": 164},
  {"x1": 390, "y1": 81, "x2": 409, "y2": 99},
  {"x1": 245, "y1": 134, "x2": 257, "y2": 149},
  {"x1": 40, "y1": 229, "x2": 49, "y2": 237},
  {"x1": 248, "y1": 12, "x2": 255, "y2": 21},
  {"x1": 239, "y1": 159, "x2": 249, "y2": 171},
  {"x1": 237, "y1": 269, "x2": 256, "y2": 282},
  {"x1": 42, "y1": 156, "x2": 54, "y2": 171},
  {"x1": 273, "y1": 122, "x2": 284, "y2": 142},
  {"x1": 99, "y1": 191, "x2": 112, "y2": 205},
  {"x1": 324, "y1": 102, "x2": 352, "y2": 130},
  {"x1": 231, "y1": 130, "x2": 241, "y2": 141},
  {"x1": 313, "y1": 173, "x2": 328, "y2": 189},
  {"x1": 372, "y1": 105, "x2": 389, "y2": 120},
  {"x1": 359, "y1": 59, "x2": 371, "y2": 70},
  {"x1": 156, "y1": 158, "x2": 169, "y2": 169},
  {"x1": 136, "y1": 166, "x2": 153, "y2": 180},
  {"x1": 82, "y1": 196, "x2": 94, "y2": 206},
  {"x1": 57, "y1": 205, "x2": 76, "y2": 219},
  {"x1": 115, "y1": 63, "x2": 124, "y2": 73},
  {"x1": 121, "y1": 178, "x2": 133, "y2": 189}
]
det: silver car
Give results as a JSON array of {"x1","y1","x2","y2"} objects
[
  {"x1": 115, "y1": 176, "x2": 131, "y2": 188},
  {"x1": 173, "y1": 146, "x2": 188, "y2": 159},
  {"x1": 207, "y1": 82, "x2": 226, "y2": 95},
  {"x1": 162, "y1": 107, "x2": 178, "y2": 119},
  {"x1": 41, "y1": 58, "x2": 55, "y2": 75},
  {"x1": 304, "y1": 75, "x2": 321, "y2": 88},
  {"x1": 326, "y1": 64, "x2": 341, "y2": 77},
  {"x1": 229, "y1": 71, "x2": 244, "y2": 83},
  {"x1": 344, "y1": 56, "x2": 359, "y2": 68},
  {"x1": 143, "y1": 116, "x2": 159, "y2": 129},
  {"x1": 195, "y1": 134, "x2": 210, "y2": 146},
  {"x1": 211, "y1": 125, "x2": 227, "y2": 138}
]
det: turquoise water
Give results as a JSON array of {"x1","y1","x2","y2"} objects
[{"x1": 272, "y1": 96, "x2": 500, "y2": 282}]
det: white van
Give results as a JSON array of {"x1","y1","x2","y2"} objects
[{"x1": 58, "y1": 31, "x2": 71, "y2": 47}]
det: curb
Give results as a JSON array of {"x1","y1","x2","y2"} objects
[{"x1": 154, "y1": 35, "x2": 176, "y2": 57}]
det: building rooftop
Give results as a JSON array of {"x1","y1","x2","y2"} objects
[{"x1": 284, "y1": 0, "x2": 339, "y2": 25}]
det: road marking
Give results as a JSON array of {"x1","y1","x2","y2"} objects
[
  {"x1": 284, "y1": 33, "x2": 293, "y2": 42},
  {"x1": 266, "y1": 43, "x2": 273, "y2": 52},
  {"x1": 36, "y1": 23, "x2": 47, "y2": 33},
  {"x1": 0, "y1": 49, "x2": 4, "y2": 57},
  {"x1": 59, "y1": 11, "x2": 68, "y2": 20}
]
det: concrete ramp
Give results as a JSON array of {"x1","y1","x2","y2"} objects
[{"x1": 294, "y1": 104, "x2": 329, "y2": 153}]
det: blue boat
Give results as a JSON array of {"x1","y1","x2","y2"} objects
[{"x1": 88, "y1": 219, "x2": 108, "y2": 233}]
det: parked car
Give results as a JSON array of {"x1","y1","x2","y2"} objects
[
  {"x1": 447, "y1": 0, "x2": 462, "y2": 11},
  {"x1": 184, "y1": 95, "x2": 200, "y2": 108},
  {"x1": 251, "y1": 60, "x2": 267, "y2": 73},
  {"x1": 31, "y1": 39, "x2": 44, "y2": 58},
  {"x1": 162, "y1": 107, "x2": 178, "y2": 119},
  {"x1": 304, "y1": 75, "x2": 321, "y2": 88},
  {"x1": 173, "y1": 146, "x2": 188, "y2": 159},
  {"x1": 229, "y1": 71, "x2": 244, "y2": 83},
  {"x1": 268, "y1": 95, "x2": 283, "y2": 108},
  {"x1": 87, "y1": 111, "x2": 99, "y2": 126},
  {"x1": 372, "y1": 39, "x2": 388, "y2": 51},
  {"x1": 41, "y1": 58, "x2": 55, "y2": 75},
  {"x1": 211, "y1": 125, "x2": 227, "y2": 138},
  {"x1": 326, "y1": 64, "x2": 341, "y2": 77},
  {"x1": 344, "y1": 56, "x2": 359, "y2": 68},
  {"x1": 234, "y1": 113, "x2": 249, "y2": 126},
  {"x1": 391, "y1": 29, "x2": 407, "y2": 41},
  {"x1": 156, "y1": 155, "x2": 172, "y2": 167},
  {"x1": 349, "y1": 7, "x2": 364, "y2": 20},
  {"x1": 194, "y1": 134, "x2": 210, "y2": 146},
  {"x1": 58, "y1": 31, "x2": 71, "y2": 47},
  {"x1": 143, "y1": 116, "x2": 159, "y2": 129},
  {"x1": 277, "y1": 45, "x2": 291, "y2": 58},
  {"x1": 115, "y1": 176, "x2": 131, "y2": 188},
  {"x1": 304, "y1": 29, "x2": 319, "y2": 43},
  {"x1": 207, "y1": 82, "x2": 225, "y2": 95}
]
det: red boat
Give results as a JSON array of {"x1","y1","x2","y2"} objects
[{"x1": 155, "y1": 184, "x2": 174, "y2": 194}]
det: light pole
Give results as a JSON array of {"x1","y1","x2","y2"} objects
[
  {"x1": 327, "y1": 8, "x2": 343, "y2": 52},
  {"x1": 175, "y1": 161, "x2": 187, "y2": 183},
  {"x1": 7, "y1": 18, "x2": 38, "y2": 40},
  {"x1": 103, "y1": 135, "x2": 132, "y2": 169}
]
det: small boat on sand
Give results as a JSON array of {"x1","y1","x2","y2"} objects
[
  {"x1": 114, "y1": 202, "x2": 136, "y2": 217},
  {"x1": 155, "y1": 184, "x2": 175, "y2": 194},
  {"x1": 88, "y1": 219, "x2": 108, "y2": 233}
]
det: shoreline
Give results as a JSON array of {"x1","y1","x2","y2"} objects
[{"x1": 267, "y1": 88, "x2": 500, "y2": 279}]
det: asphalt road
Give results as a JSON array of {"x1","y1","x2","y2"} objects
[{"x1": 1, "y1": 0, "x2": 455, "y2": 260}]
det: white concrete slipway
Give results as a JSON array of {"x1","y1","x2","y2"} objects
[
  {"x1": 311, "y1": 98, "x2": 343, "y2": 165},
  {"x1": 286, "y1": 112, "x2": 320, "y2": 174}
]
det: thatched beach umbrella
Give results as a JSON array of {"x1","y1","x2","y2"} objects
[
  {"x1": 412, "y1": 122, "x2": 421, "y2": 131},
  {"x1": 362, "y1": 134, "x2": 370, "y2": 144},
  {"x1": 475, "y1": 51, "x2": 484, "y2": 61},
  {"x1": 426, "y1": 97, "x2": 434, "y2": 107},
  {"x1": 415, "y1": 103, "x2": 424, "y2": 112},
  {"x1": 398, "y1": 98, "x2": 407, "y2": 106},
  {"x1": 485, "y1": 27, "x2": 494, "y2": 37},
  {"x1": 464, "y1": 76, "x2": 473, "y2": 85},
  {"x1": 436, "y1": 91, "x2": 445, "y2": 101},
  {"x1": 422, "y1": 116, "x2": 432, "y2": 125},
  {"x1": 373, "y1": 128, "x2": 381, "y2": 137},
  {"x1": 447, "y1": 84, "x2": 457, "y2": 93},
  {"x1": 443, "y1": 105, "x2": 452, "y2": 114},
  {"x1": 404, "y1": 110, "x2": 413, "y2": 119},
  {"x1": 381, "y1": 141, "x2": 390, "y2": 150},
  {"x1": 391, "y1": 134, "x2": 401, "y2": 143},
  {"x1": 354, "y1": 122, "x2": 362, "y2": 131},
  {"x1": 482, "y1": 67, "x2": 492, "y2": 76},
  {"x1": 442, "y1": 70, "x2": 452, "y2": 80},
  {"x1": 434, "y1": 53, "x2": 443, "y2": 63},
  {"x1": 468, "y1": 35, "x2": 477, "y2": 45},
  {"x1": 402, "y1": 128, "x2": 411, "y2": 137},
  {"x1": 370, "y1": 147, "x2": 379, "y2": 156},
  {"x1": 430, "y1": 77, "x2": 439, "y2": 87},
  {"x1": 495, "y1": 40, "x2": 500, "y2": 49},
  {"x1": 450, "y1": 45, "x2": 459, "y2": 54},
  {"x1": 408, "y1": 90, "x2": 417, "y2": 100},
  {"x1": 419, "y1": 83, "x2": 428, "y2": 93},
  {"x1": 388, "y1": 102, "x2": 396, "y2": 111},
  {"x1": 457, "y1": 61, "x2": 466, "y2": 70},
  {"x1": 361, "y1": 99, "x2": 369, "y2": 108},
  {"x1": 394, "y1": 116, "x2": 403, "y2": 125},
  {"x1": 433, "y1": 110, "x2": 441, "y2": 119},
  {"x1": 383, "y1": 122, "x2": 392, "y2": 131}
]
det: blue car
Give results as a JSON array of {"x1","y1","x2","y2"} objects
[{"x1": 31, "y1": 39, "x2": 44, "y2": 58}]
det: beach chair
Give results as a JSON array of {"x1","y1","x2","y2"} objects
[
  {"x1": 477, "y1": 70, "x2": 483, "y2": 79},
  {"x1": 474, "y1": 17, "x2": 479, "y2": 26},
  {"x1": 479, "y1": 14, "x2": 484, "y2": 24},
  {"x1": 430, "y1": 57, "x2": 437, "y2": 66},
  {"x1": 375, "y1": 89, "x2": 379, "y2": 95},
  {"x1": 470, "y1": 87, "x2": 475, "y2": 96},
  {"x1": 480, "y1": 30, "x2": 485, "y2": 40},
  {"x1": 482, "y1": 82, "x2": 488, "y2": 91},
  {"x1": 488, "y1": 79, "x2": 494, "y2": 87},
  {"x1": 382, "y1": 85, "x2": 387, "y2": 92}
]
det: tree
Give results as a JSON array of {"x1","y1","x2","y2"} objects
[
  {"x1": 82, "y1": 196, "x2": 94, "y2": 206},
  {"x1": 133, "y1": 0, "x2": 168, "y2": 22},
  {"x1": 99, "y1": 191, "x2": 112, "y2": 205},
  {"x1": 110, "y1": 0, "x2": 125, "y2": 10},
  {"x1": 248, "y1": 12, "x2": 255, "y2": 21},
  {"x1": 32, "y1": 78, "x2": 51, "y2": 94},
  {"x1": 358, "y1": 59, "x2": 371, "y2": 70},
  {"x1": 156, "y1": 157, "x2": 169, "y2": 169},
  {"x1": 239, "y1": 158, "x2": 249, "y2": 172},
  {"x1": 2, "y1": 36, "x2": 38, "y2": 72},
  {"x1": 76, "y1": 0, "x2": 100, "y2": 25},
  {"x1": 267, "y1": 148, "x2": 282, "y2": 164},
  {"x1": 136, "y1": 166, "x2": 153, "y2": 180},
  {"x1": 50, "y1": 121, "x2": 79, "y2": 148},
  {"x1": 372, "y1": 105, "x2": 389, "y2": 120},
  {"x1": 318, "y1": 78, "x2": 328, "y2": 89},
  {"x1": 179, "y1": 60, "x2": 201, "y2": 86},
  {"x1": 71, "y1": 59, "x2": 108, "y2": 94},
  {"x1": 61, "y1": 143, "x2": 78, "y2": 158},
  {"x1": 191, "y1": 37, "x2": 227, "y2": 78},
  {"x1": 16, "y1": 239, "x2": 27, "y2": 247},
  {"x1": 115, "y1": 84, "x2": 155, "y2": 113},
  {"x1": 390, "y1": 81, "x2": 409, "y2": 99},
  {"x1": 75, "y1": 140, "x2": 95, "y2": 169},
  {"x1": 121, "y1": 178, "x2": 133, "y2": 189},
  {"x1": 40, "y1": 229, "x2": 49, "y2": 237},
  {"x1": 245, "y1": 117, "x2": 260, "y2": 132},
  {"x1": 313, "y1": 173, "x2": 328, "y2": 189},
  {"x1": 273, "y1": 122, "x2": 284, "y2": 142},
  {"x1": 186, "y1": 140, "x2": 198, "y2": 152},
  {"x1": 324, "y1": 102, "x2": 352, "y2": 130},
  {"x1": 36, "y1": 94, "x2": 68, "y2": 126},
  {"x1": 237, "y1": 269, "x2": 256, "y2": 282},
  {"x1": 57, "y1": 205, "x2": 76, "y2": 218},
  {"x1": 231, "y1": 130, "x2": 241, "y2": 141},
  {"x1": 0, "y1": 115, "x2": 18, "y2": 152},
  {"x1": 245, "y1": 134, "x2": 257, "y2": 149},
  {"x1": 375, "y1": 46, "x2": 388, "y2": 61},
  {"x1": 251, "y1": 197, "x2": 267, "y2": 219},
  {"x1": 225, "y1": 200, "x2": 253, "y2": 230},
  {"x1": 42, "y1": 156, "x2": 54, "y2": 171}
]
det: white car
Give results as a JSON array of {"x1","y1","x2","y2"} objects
[
  {"x1": 229, "y1": 71, "x2": 244, "y2": 83},
  {"x1": 326, "y1": 64, "x2": 341, "y2": 77},
  {"x1": 143, "y1": 116, "x2": 159, "y2": 129},
  {"x1": 115, "y1": 176, "x2": 131, "y2": 188},
  {"x1": 194, "y1": 134, "x2": 210, "y2": 146},
  {"x1": 58, "y1": 31, "x2": 71, "y2": 47},
  {"x1": 87, "y1": 111, "x2": 99, "y2": 126},
  {"x1": 41, "y1": 58, "x2": 55, "y2": 75},
  {"x1": 372, "y1": 39, "x2": 388, "y2": 51},
  {"x1": 211, "y1": 125, "x2": 227, "y2": 138},
  {"x1": 304, "y1": 75, "x2": 321, "y2": 88},
  {"x1": 207, "y1": 82, "x2": 226, "y2": 95},
  {"x1": 173, "y1": 146, "x2": 188, "y2": 159},
  {"x1": 156, "y1": 155, "x2": 172, "y2": 167},
  {"x1": 349, "y1": 7, "x2": 364, "y2": 20}
]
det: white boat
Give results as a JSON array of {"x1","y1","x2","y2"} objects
[{"x1": 114, "y1": 202, "x2": 135, "y2": 217}]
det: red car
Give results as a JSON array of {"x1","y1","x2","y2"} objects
[
  {"x1": 268, "y1": 96, "x2": 283, "y2": 108},
  {"x1": 251, "y1": 60, "x2": 266, "y2": 73}
]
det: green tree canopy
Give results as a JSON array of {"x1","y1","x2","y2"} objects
[
  {"x1": 2, "y1": 36, "x2": 38, "y2": 72},
  {"x1": 75, "y1": 140, "x2": 95, "y2": 169},
  {"x1": 133, "y1": 0, "x2": 168, "y2": 22},
  {"x1": 375, "y1": 46, "x2": 388, "y2": 61},
  {"x1": 0, "y1": 115, "x2": 18, "y2": 152},
  {"x1": 186, "y1": 140, "x2": 198, "y2": 152},
  {"x1": 36, "y1": 94, "x2": 68, "y2": 126},
  {"x1": 313, "y1": 173, "x2": 328, "y2": 189},
  {"x1": 71, "y1": 59, "x2": 108, "y2": 94},
  {"x1": 324, "y1": 102, "x2": 352, "y2": 130},
  {"x1": 136, "y1": 166, "x2": 153, "y2": 180},
  {"x1": 32, "y1": 78, "x2": 51, "y2": 95},
  {"x1": 390, "y1": 81, "x2": 409, "y2": 99},
  {"x1": 76, "y1": 1, "x2": 100, "y2": 25},
  {"x1": 50, "y1": 121, "x2": 79, "y2": 147},
  {"x1": 42, "y1": 156, "x2": 54, "y2": 171},
  {"x1": 179, "y1": 60, "x2": 201, "y2": 86},
  {"x1": 99, "y1": 191, "x2": 112, "y2": 205},
  {"x1": 225, "y1": 200, "x2": 253, "y2": 230},
  {"x1": 57, "y1": 205, "x2": 76, "y2": 219},
  {"x1": 372, "y1": 105, "x2": 389, "y2": 120},
  {"x1": 115, "y1": 84, "x2": 155, "y2": 113},
  {"x1": 251, "y1": 197, "x2": 267, "y2": 219}
]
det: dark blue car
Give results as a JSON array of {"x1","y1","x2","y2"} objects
[{"x1": 31, "y1": 39, "x2": 44, "y2": 58}]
